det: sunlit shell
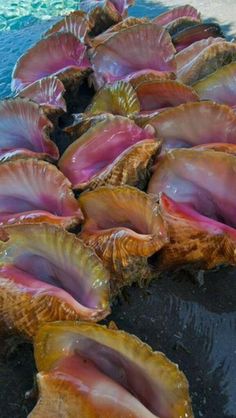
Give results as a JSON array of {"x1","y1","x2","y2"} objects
[
  {"x1": 90, "y1": 23, "x2": 176, "y2": 88},
  {"x1": 176, "y1": 36, "x2": 224, "y2": 72},
  {"x1": 153, "y1": 4, "x2": 200, "y2": 26},
  {"x1": 45, "y1": 11, "x2": 91, "y2": 42},
  {"x1": 17, "y1": 76, "x2": 66, "y2": 112},
  {"x1": 0, "y1": 158, "x2": 83, "y2": 227},
  {"x1": 30, "y1": 321, "x2": 193, "y2": 418},
  {"x1": 193, "y1": 62, "x2": 236, "y2": 105},
  {"x1": 0, "y1": 98, "x2": 59, "y2": 160},
  {"x1": 177, "y1": 41, "x2": 236, "y2": 85},
  {"x1": 158, "y1": 194, "x2": 236, "y2": 271},
  {"x1": 79, "y1": 186, "x2": 168, "y2": 291},
  {"x1": 59, "y1": 116, "x2": 156, "y2": 190},
  {"x1": 172, "y1": 23, "x2": 224, "y2": 52},
  {"x1": 12, "y1": 32, "x2": 90, "y2": 92},
  {"x1": 87, "y1": 81, "x2": 140, "y2": 116},
  {"x1": 144, "y1": 101, "x2": 236, "y2": 151},
  {"x1": 90, "y1": 17, "x2": 149, "y2": 47},
  {"x1": 0, "y1": 224, "x2": 110, "y2": 338},
  {"x1": 135, "y1": 79, "x2": 199, "y2": 111}
]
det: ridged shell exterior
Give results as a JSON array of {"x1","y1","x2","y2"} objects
[
  {"x1": 82, "y1": 139, "x2": 161, "y2": 191},
  {"x1": 87, "y1": 81, "x2": 140, "y2": 116},
  {"x1": 79, "y1": 186, "x2": 168, "y2": 291},
  {"x1": 157, "y1": 195, "x2": 236, "y2": 271}
]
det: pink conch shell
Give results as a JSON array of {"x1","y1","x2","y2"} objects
[
  {"x1": 12, "y1": 32, "x2": 90, "y2": 92},
  {"x1": 0, "y1": 224, "x2": 110, "y2": 338},
  {"x1": 0, "y1": 158, "x2": 83, "y2": 227},
  {"x1": 59, "y1": 115, "x2": 156, "y2": 189},
  {"x1": 78, "y1": 185, "x2": 168, "y2": 291},
  {"x1": 90, "y1": 23, "x2": 176, "y2": 88},
  {"x1": 144, "y1": 101, "x2": 236, "y2": 151},
  {"x1": 0, "y1": 98, "x2": 59, "y2": 160},
  {"x1": 30, "y1": 321, "x2": 193, "y2": 418}
]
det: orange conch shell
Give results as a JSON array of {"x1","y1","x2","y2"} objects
[{"x1": 79, "y1": 186, "x2": 168, "y2": 291}]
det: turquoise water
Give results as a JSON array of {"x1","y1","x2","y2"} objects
[{"x1": 0, "y1": 1, "x2": 235, "y2": 98}]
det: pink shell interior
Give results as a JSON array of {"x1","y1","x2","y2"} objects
[
  {"x1": 12, "y1": 32, "x2": 90, "y2": 92},
  {"x1": 0, "y1": 98, "x2": 59, "y2": 159},
  {"x1": 148, "y1": 149, "x2": 236, "y2": 229},
  {"x1": 91, "y1": 23, "x2": 176, "y2": 87},
  {"x1": 59, "y1": 117, "x2": 155, "y2": 187}
]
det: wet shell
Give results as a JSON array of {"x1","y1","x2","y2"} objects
[
  {"x1": 0, "y1": 224, "x2": 110, "y2": 338},
  {"x1": 0, "y1": 98, "x2": 58, "y2": 160},
  {"x1": 30, "y1": 321, "x2": 193, "y2": 418},
  {"x1": 78, "y1": 185, "x2": 168, "y2": 291}
]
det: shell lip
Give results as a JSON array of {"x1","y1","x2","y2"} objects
[{"x1": 0, "y1": 223, "x2": 111, "y2": 323}]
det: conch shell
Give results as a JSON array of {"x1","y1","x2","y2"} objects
[
  {"x1": 29, "y1": 321, "x2": 194, "y2": 418},
  {"x1": 78, "y1": 185, "x2": 168, "y2": 291},
  {"x1": 0, "y1": 224, "x2": 110, "y2": 338}
]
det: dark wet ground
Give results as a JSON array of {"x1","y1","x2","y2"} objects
[{"x1": 0, "y1": 1, "x2": 236, "y2": 417}]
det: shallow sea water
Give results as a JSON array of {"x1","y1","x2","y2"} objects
[{"x1": 0, "y1": 2, "x2": 236, "y2": 418}]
